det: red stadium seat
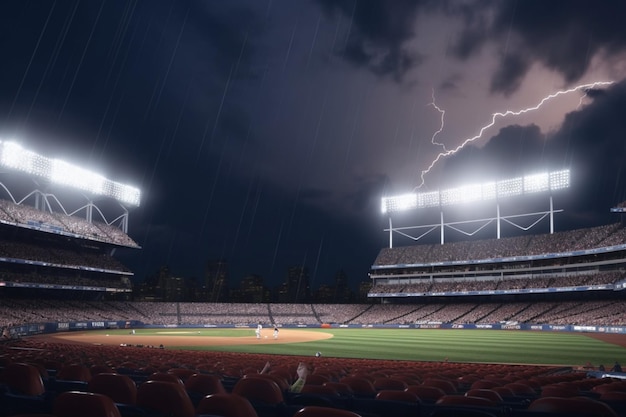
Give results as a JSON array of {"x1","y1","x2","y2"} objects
[
  {"x1": 373, "y1": 377, "x2": 408, "y2": 391},
  {"x1": 305, "y1": 374, "x2": 330, "y2": 386},
  {"x1": 56, "y1": 364, "x2": 91, "y2": 382},
  {"x1": 422, "y1": 378, "x2": 457, "y2": 394},
  {"x1": 196, "y1": 393, "x2": 259, "y2": 417},
  {"x1": 292, "y1": 405, "x2": 363, "y2": 417},
  {"x1": 88, "y1": 373, "x2": 137, "y2": 405},
  {"x1": 183, "y1": 373, "x2": 226, "y2": 396},
  {"x1": 323, "y1": 382, "x2": 354, "y2": 396},
  {"x1": 232, "y1": 376, "x2": 285, "y2": 405},
  {"x1": 301, "y1": 384, "x2": 340, "y2": 396},
  {"x1": 168, "y1": 368, "x2": 196, "y2": 382},
  {"x1": 405, "y1": 385, "x2": 446, "y2": 403},
  {"x1": 375, "y1": 389, "x2": 420, "y2": 403},
  {"x1": 244, "y1": 372, "x2": 290, "y2": 391},
  {"x1": 136, "y1": 380, "x2": 195, "y2": 417},
  {"x1": 339, "y1": 376, "x2": 377, "y2": 397},
  {"x1": 464, "y1": 389, "x2": 504, "y2": 404},
  {"x1": 528, "y1": 396, "x2": 618, "y2": 417},
  {"x1": 436, "y1": 394, "x2": 495, "y2": 408},
  {"x1": 147, "y1": 372, "x2": 183, "y2": 385},
  {"x1": 53, "y1": 391, "x2": 121, "y2": 417},
  {"x1": 2, "y1": 363, "x2": 46, "y2": 396}
]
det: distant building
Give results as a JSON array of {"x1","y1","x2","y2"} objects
[
  {"x1": 314, "y1": 270, "x2": 352, "y2": 303},
  {"x1": 277, "y1": 266, "x2": 310, "y2": 303},
  {"x1": 237, "y1": 274, "x2": 269, "y2": 302}
]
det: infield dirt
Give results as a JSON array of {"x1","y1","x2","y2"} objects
[{"x1": 33, "y1": 328, "x2": 332, "y2": 347}]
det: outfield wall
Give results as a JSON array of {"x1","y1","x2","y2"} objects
[{"x1": 5, "y1": 320, "x2": 626, "y2": 339}]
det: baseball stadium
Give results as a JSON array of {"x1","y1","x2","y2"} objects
[{"x1": 2, "y1": 141, "x2": 626, "y2": 417}]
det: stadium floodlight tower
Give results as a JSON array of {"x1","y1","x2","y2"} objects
[
  {"x1": 0, "y1": 140, "x2": 141, "y2": 233},
  {"x1": 381, "y1": 169, "x2": 570, "y2": 247}
]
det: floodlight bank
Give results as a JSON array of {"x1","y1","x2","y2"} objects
[
  {"x1": 0, "y1": 140, "x2": 141, "y2": 207},
  {"x1": 382, "y1": 169, "x2": 570, "y2": 214}
]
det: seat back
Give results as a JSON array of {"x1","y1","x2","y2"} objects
[
  {"x1": 196, "y1": 393, "x2": 259, "y2": 417},
  {"x1": 301, "y1": 384, "x2": 339, "y2": 396},
  {"x1": 88, "y1": 373, "x2": 137, "y2": 405},
  {"x1": 292, "y1": 405, "x2": 362, "y2": 417},
  {"x1": 184, "y1": 373, "x2": 225, "y2": 395},
  {"x1": 375, "y1": 390, "x2": 420, "y2": 403},
  {"x1": 57, "y1": 364, "x2": 91, "y2": 382},
  {"x1": 529, "y1": 396, "x2": 618, "y2": 417},
  {"x1": 540, "y1": 384, "x2": 579, "y2": 398},
  {"x1": 503, "y1": 382, "x2": 536, "y2": 397},
  {"x1": 405, "y1": 384, "x2": 446, "y2": 403},
  {"x1": 373, "y1": 377, "x2": 407, "y2": 391},
  {"x1": 470, "y1": 380, "x2": 500, "y2": 390},
  {"x1": 232, "y1": 376, "x2": 284, "y2": 405},
  {"x1": 2, "y1": 362, "x2": 45, "y2": 396},
  {"x1": 422, "y1": 378, "x2": 457, "y2": 394},
  {"x1": 136, "y1": 380, "x2": 195, "y2": 417},
  {"x1": 436, "y1": 394, "x2": 495, "y2": 407},
  {"x1": 339, "y1": 376, "x2": 377, "y2": 397},
  {"x1": 244, "y1": 373, "x2": 290, "y2": 391},
  {"x1": 90, "y1": 365, "x2": 115, "y2": 376},
  {"x1": 147, "y1": 372, "x2": 184, "y2": 385},
  {"x1": 305, "y1": 374, "x2": 330, "y2": 386},
  {"x1": 322, "y1": 382, "x2": 353, "y2": 396},
  {"x1": 168, "y1": 368, "x2": 196, "y2": 382},
  {"x1": 464, "y1": 389, "x2": 503, "y2": 404},
  {"x1": 53, "y1": 391, "x2": 121, "y2": 417}
]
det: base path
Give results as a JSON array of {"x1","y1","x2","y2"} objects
[{"x1": 35, "y1": 328, "x2": 332, "y2": 347}]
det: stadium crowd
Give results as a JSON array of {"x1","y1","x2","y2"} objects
[
  {"x1": 0, "y1": 198, "x2": 138, "y2": 247},
  {"x1": 2, "y1": 299, "x2": 626, "y2": 327},
  {"x1": 374, "y1": 223, "x2": 626, "y2": 266},
  {"x1": 370, "y1": 271, "x2": 624, "y2": 295},
  {"x1": 0, "y1": 238, "x2": 131, "y2": 273}
]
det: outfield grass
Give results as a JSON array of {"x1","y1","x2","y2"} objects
[{"x1": 89, "y1": 328, "x2": 626, "y2": 367}]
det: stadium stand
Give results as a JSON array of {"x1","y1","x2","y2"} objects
[{"x1": 4, "y1": 174, "x2": 626, "y2": 416}]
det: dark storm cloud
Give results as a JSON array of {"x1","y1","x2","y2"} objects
[
  {"x1": 492, "y1": 1, "x2": 626, "y2": 82},
  {"x1": 439, "y1": 124, "x2": 547, "y2": 184},
  {"x1": 315, "y1": 0, "x2": 424, "y2": 80},
  {"x1": 450, "y1": 0, "x2": 626, "y2": 93},
  {"x1": 489, "y1": 54, "x2": 531, "y2": 97}
]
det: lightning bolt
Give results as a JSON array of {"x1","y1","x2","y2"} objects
[
  {"x1": 415, "y1": 80, "x2": 614, "y2": 191},
  {"x1": 428, "y1": 88, "x2": 447, "y2": 152},
  {"x1": 577, "y1": 90, "x2": 590, "y2": 109}
]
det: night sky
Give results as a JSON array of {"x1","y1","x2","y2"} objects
[{"x1": 1, "y1": 1, "x2": 626, "y2": 291}]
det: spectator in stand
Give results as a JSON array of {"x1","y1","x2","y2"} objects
[{"x1": 612, "y1": 361, "x2": 623, "y2": 372}]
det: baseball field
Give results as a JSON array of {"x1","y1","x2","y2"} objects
[{"x1": 39, "y1": 327, "x2": 626, "y2": 367}]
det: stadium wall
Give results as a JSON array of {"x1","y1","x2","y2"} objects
[{"x1": 6, "y1": 320, "x2": 626, "y2": 339}]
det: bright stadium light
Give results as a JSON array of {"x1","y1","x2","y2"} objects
[
  {"x1": 381, "y1": 169, "x2": 570, "y2": 214},
  {"x1": 0, "y1": 140, "x2": 141, "y2": 207},
  {"x1": 497, "y1": 177, "x2": 523, "y2": 198},
  {"x1": 523, "y1": 172, "x2": 550, "y2": 193},
  {"x1": 550, "y1": 169, "x2": 570, "y2": 190},
  {"x1": 381, "y1": 193, "x2": 418, "y2": 214},
  {"x1": 441, "y1": 183, "x2": 483, "y2": 205},
  {"x1": 51, "y1": 159, "x2": 106, "y2": 195},
  {"x1": 418, "y1": 190, "x2": 439, "y2": 208}
]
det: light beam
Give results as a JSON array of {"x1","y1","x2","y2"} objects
[{"x1": 415, "y1": 80, "x2": 614, "y2": 190}]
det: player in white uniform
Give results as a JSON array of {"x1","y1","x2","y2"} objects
[
  {"x1": 273, "y1": 325, "x2": 279, "y2": 339},
  {"x1": 256, "y1": 323, "x2": 262, "y2": 339}
]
